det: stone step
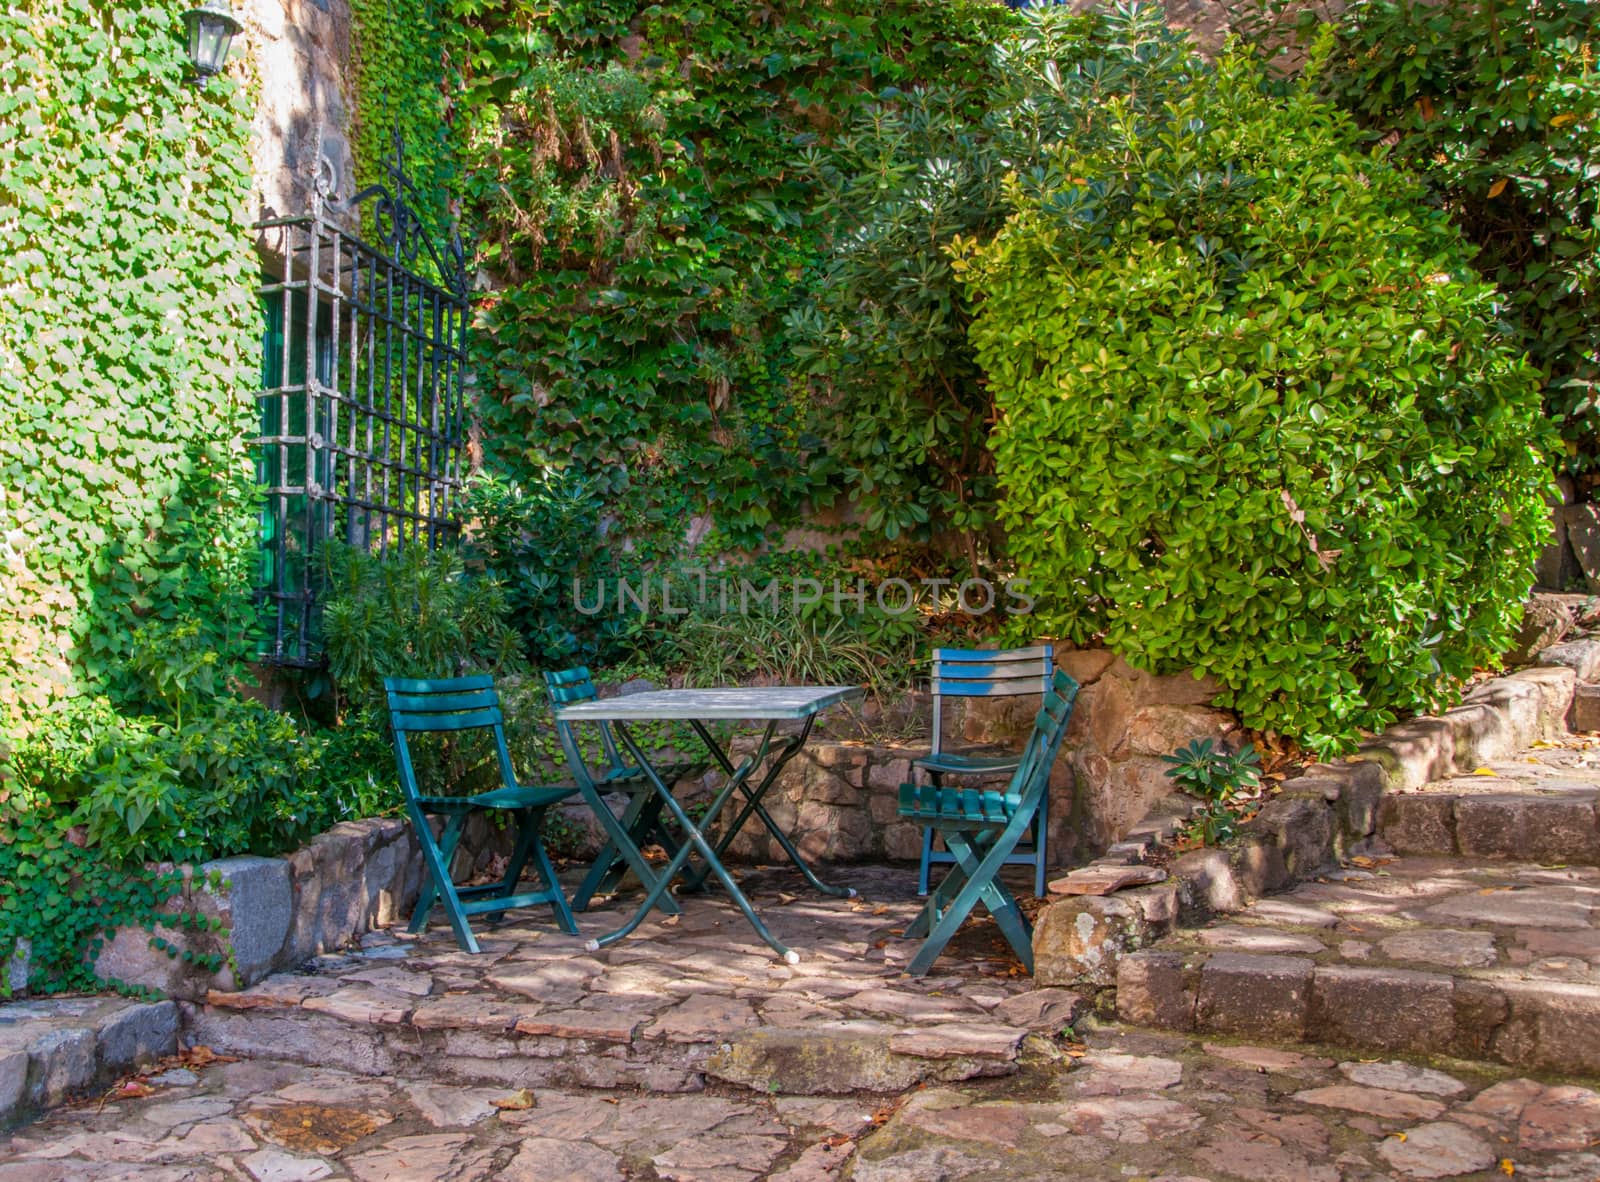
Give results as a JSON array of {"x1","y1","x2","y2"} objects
[
  {"x1": 0, "y1": 997, "x2": 179, "y2": 1131},
  {"x1": 1115, "y1": 856, "x2": 1600, "y2": 1073},
  {"x1": 1379, "y1": 782, "x2": 1600, "y2": 865},
  {"x1": 186, "y1": 866, "x2": 1089, "y2": 1099}
]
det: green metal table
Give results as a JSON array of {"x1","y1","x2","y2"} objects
[{"x1": 554, "y1": 686, "x2": 863, "y2": 963}]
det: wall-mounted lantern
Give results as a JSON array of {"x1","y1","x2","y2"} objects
[{"x1": 181, "y1": 0, "x2": 242, "y2": 88}]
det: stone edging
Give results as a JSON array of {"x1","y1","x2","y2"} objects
[{"x1": 1033, "y1": 660, "x2": 1583, "y2": 987}]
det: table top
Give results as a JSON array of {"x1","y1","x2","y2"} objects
[{"x1": 554, "y1": 685, "x2": 864, "y2": 721}]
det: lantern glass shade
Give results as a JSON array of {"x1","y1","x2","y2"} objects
[{"x1": 182, "y1": 2, "x2": 242, "y2": 84}]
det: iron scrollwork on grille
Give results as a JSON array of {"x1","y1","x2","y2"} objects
[
  {"x1": 253, "y1": 124, "x2": 469, "y2": 665},
  {"x1": 338, "y1": 128, "x2": 469, "y2": 299}
]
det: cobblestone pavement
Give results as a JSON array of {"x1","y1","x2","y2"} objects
[{"x1": 6, "y1": 1023, "x2": 1600, "y2": 1180}]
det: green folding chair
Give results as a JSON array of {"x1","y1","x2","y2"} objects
[
  {"x1": 897, "y1": 669, "x2": 1079, "y2": 977},
  {"x1": 916, "y1": 644, "x2": 1056, "y2": 898},
  {"x1": 544, "y1": 667, "x2": 707, "y2": 911},
  {"x1": 385, "y1": 675, "x2": 578, "y2": 954}
]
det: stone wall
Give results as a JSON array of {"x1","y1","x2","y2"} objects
[
  {"x1": 243, "y1": 0, "x2": 361, "y2": 241},
  {"x1": 87, "y1": 818, "x2": 422, "y2": 1001},
  {"x1": 721, "y1": 648, "x2": 1239, "y2": 870}
]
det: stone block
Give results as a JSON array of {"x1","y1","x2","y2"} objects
[
  {"x1": 1309, "y1": 965, "x2": 1455, "y2": 1054},
  {"x1": 1123, "y1": 705, "x2": 1236, "y2": 758},
  {"x1": 1440, "y1": 703, "x2": 1515, "y2": 772},
  {"x1": 1195, "y1": 953, "x2": 1313, "y2": 1039},
  {"x1": 95, "y1": 1000, "x2": 179, "y2": 1071},
  {"x1": 198, "y1": 855, "x2": 293, "y2": 986},
  {"x1": 1505, "y1": 593, "x2": 1578, "y2": 664},
  {"x1": 1228, "y1": 834, "x2": 1289, "y2": 896},
  {"x1": 1086, "y1": 677, "x2": 1134, "y2": 759},
  {"x1": 1449, "y1": 979, "x2": 1509, "y2": 1062},
  {"x1": 1539, "y1": 637, "x2": 1600, "y2": 684},
  {"x1": 1032, "y1": 895, "x2": 1146, "y2": 987},
  {"x1": 286, "y1": 826, "x2": 369, "y2": 961},
  {"x1": 93, "y1": 925, "x2": 190, "y2": 998},
  {"x1": 0, "y1": 1047, "x2": 25, "y2": 1128},
  {"x1": 1507, "y1": 665, "x2": 1578, "y2": 738},
  {"x1": 4, "y1": 938, "x2": 29, "y2": 998},
  {"x1": 1249, "y1": 795, "x2": 1335, "y2": 879},
  {"x1": 1562, "y1": 503, "x2": 1600, "y2": 593},
  {"x1": 1056, "y1": 648, "x2": 1115, "y2": 687},
  {"x1": 883, "y1": 822, "x2": 924, "y2": 862},
  {"x1": 1378, "y1": 794, "x2": 1457, "y2": 855},
  {"x1": 1360, "y1": 718, "x2": 1453, "y2": 791},
  {"x1": 1491, "y1": 981, "x2": 1600, "y2": 1075},
  {"x1": 1116, "y1": 950, "x2": 1194, "y2": 1030},
  {"x1": 1455, "y1": 796, "x2": 1600, "y2": 865},
  {"x1": 1172, "y1": 848, "x2": 1245, "y2": 916},
  {"x1": 864, "y1": 757, "x2": 912, "y2": 791},
  {"x1": 1572, "y1": 684, "x2": 1600, "y2": 733},
  {"x1": 1324, "y1": 761, "x2": 1385, "y2": 842},
  {"x1": 25, "y1": 1026, "x2": 96, "y2": 1109}
]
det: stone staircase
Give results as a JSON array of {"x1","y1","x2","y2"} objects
[
  {"x1": 1116, "y1": 741, "x2": 1600, "y2": 1073},
  {"x1": 184, "y1": 866, "x2": 1087, "y2": 1101}
]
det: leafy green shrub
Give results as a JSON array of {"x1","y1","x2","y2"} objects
[
  {"x1": 963, "y1": 50, "x2": 1552, "y2": 750},
  {"x1": 791, "y1": 5, "x2": 1190, "y2": 562},
  {"x1": 1256, "y1": 0, "x2": 1600, "y2": 467},
  {"x1": 1162, "y1": 738, "x2": 1262, "y2": 844},
  {"x1": 462, "y1": 471, "x2": 662, "y2": 668},
  {"x1": 0, "y1": 797, "x2": 184, "y2": 996},
  {"x1": 321, "y1": 542, "x2": 525, "y2": 715}
]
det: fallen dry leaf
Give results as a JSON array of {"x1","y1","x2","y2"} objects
[{"x1": 491, "y1": 1089, "x2": 536, "y2": 1111}]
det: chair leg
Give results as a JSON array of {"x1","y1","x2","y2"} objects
[
  {"x1": 407, "y1": 809, "x2": 479, "y2": 955},
  {"x1": 918, "y1": 827, "x2": 937, "y2": 896},
  {"x1": 409, "y1": 812, "x2": 467, "y2": 936},
  {"x1": 949, "y1": 833, "x2": 1033, "y2": 969},
  {"x1": 479, "y1": 809, "x2": 541, "y2": 923},
  {"x1": 907, "y1": 853, "x2": 968, "y2": 939},
  {"x1": 907, "y1": 825, "x2": 1031, "y2": 977},
  {"x1": 525, "y1": 810, "x2": 579, "y2": 936},
  {"x1": 573, "y1": 791, "x2": 681, "y2": 913},
  {"x1": 1033, "y1": 790, "x2": 1050, "y2": 899}
]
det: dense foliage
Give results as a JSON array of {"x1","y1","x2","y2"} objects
[
  {"x1": 0, "y1": 0, "x2": 261, "y2": 733},
  {"x1": 789, "y1": 6, "x2": 1193, "y2": 563},
  {"x1": 1279, "y1": 0, "x2": 1600, "y2": 471},
  {"x1": 449, "y1": 0, "x2": 1016, "y2": 559},
  {"x1": 963, "y1": 50, "x2": 1552, "y2": 749}
]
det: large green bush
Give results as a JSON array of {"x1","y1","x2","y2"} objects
[
  {"x1": 1261, "y1": 0, "x2": 1600, "y2": 469},
  {"x1": 963, "y1": 52, "x2": 1552, "y2": 749},
  {"x1": 790, "y1": 5, "x2": 1192, "y2": 563}
]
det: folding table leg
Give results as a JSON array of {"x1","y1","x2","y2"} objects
[
  {"x1": 555, "y1": 726, "x2": 680, "y2": 920},
  {"x1": 591, "y1": 721, "x2": 803, "y2": 963},
  {"x1": 679, "y1": 719, "x2": 855, "y2": 899}
]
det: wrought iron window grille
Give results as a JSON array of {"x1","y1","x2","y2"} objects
[{"x1": 254, "y1": 129, "x2": 469, "y2": 666}]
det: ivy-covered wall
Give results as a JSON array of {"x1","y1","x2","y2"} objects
[{"x1": 0, "y1": 0, "x2": 262, "y2": 736}]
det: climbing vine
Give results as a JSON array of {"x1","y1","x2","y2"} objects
[
  {"x1": 0, "y1": 0, "x2": 262, "y2": 737},
  {"x1": 348, "y1": 0, "x2": 457, "y2": 252},
  {"x1": 448, "y1": 0, "x2": 1016, "y2": 555}
]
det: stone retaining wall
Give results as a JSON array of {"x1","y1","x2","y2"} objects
[
  {"x1": 82, "y1": 818, "x2": 424, "y2": 1002},
  {"x1": 727, "y1": 648, "x2": 1239, "y2": 871},
  {"x1": 1031, "y1": 664, "x2": 1580, "y2": 987}
]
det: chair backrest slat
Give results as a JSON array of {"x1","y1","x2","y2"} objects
[
  {"x1": 543, "y1": 666, "x2": 626, "y2": 772},
  {"x1": 1006, "y1": 672, "x2": 1077, "y2": 802},
  {"x1": 929, "y1": 644, "x2": 1054, "y2": 755},
  {"x1": 384, "y1": 675, "x2": 519, "y2": 803},
  {"x1": 391, "y1": 707, "x2": 505, "y2": 733},
  {"x1": 387, "y1": 689, "x2": 502, "y2": 717}
]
